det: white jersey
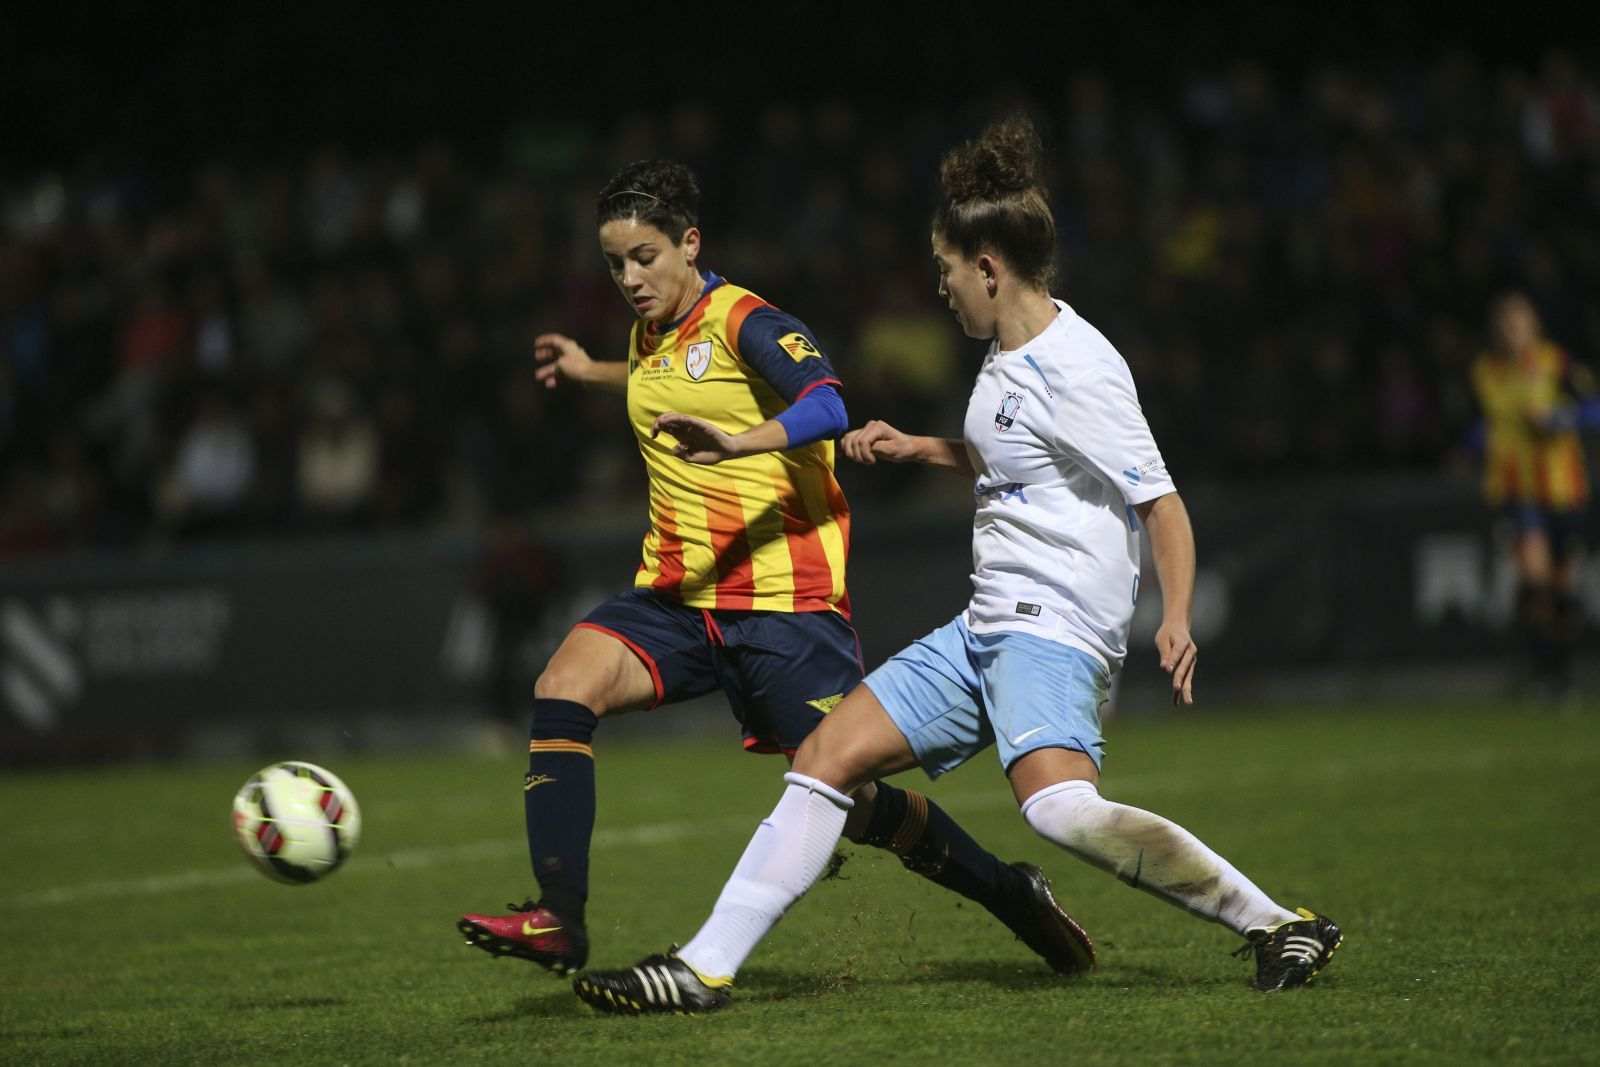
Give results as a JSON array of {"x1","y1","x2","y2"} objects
[{"x1": 961, "y1": 300, "x2": 1175, "y2": 672}]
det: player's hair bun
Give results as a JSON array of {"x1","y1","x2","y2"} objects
[
  {"x1": 939, "y1": 114, "x2": 1046, "y2": 204},
  {"x1": 933, "y1": 114, "x2": 1056, "y2": 288}
]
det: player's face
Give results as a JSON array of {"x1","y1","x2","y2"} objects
[
  {"x1": 1493, "y1": 294, "x2": 1540, "y2": 354},
  {"x1": 599, "y1": 218, "x2": 703, "y2": 323},
  {"x1": 931, "y1": 232, "x2": 995, "y2": 340}
]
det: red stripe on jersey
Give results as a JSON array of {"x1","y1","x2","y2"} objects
[
  {"x1": 793, "y1": 377, "x2": 843, "y2": 401},
  {"x1": 703, "y1": 486, "x2": 755, "y2": 611},
  {"x1": 636, "y1": 320, "x2": 660, "y2": 357},
  {"x1": 779, "y1": 485, "x2": 835, "y2": 608},
  {"x1": 651, "y1": 495, "x2": 686, "y2": 596},
  {"x1": 1568, "y1": 448, "x2": 1590, "y2": 504},
  {"x1": 724, "y1": 293, "x2": 768, "y2": 359},
  {"x1": 676, "y1": 299, "x2": 711, "y2": 344},
  {"x1": 823, "y1": 471, "x2": 852, "y2": 617}
]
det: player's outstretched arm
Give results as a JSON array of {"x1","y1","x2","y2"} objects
[
  {"x1": 1135, "y1": 491, "x2": 1197, "y2": 706},
  {"x1": 535, "y1": 333, "x2": 628, "y2": 391},
  {"x1": 841, "y1": 420, "x2": 974, "y2": 476},
  {"x1": 650, "y1": 413, "x2": 789, "y2": 464}
]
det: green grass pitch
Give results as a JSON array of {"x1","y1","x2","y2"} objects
[{"x1": 2, "y1": 701, "x2": 1597, "y2": 1065}]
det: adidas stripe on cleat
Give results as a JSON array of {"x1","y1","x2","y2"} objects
[
  {"x1": 456, "y1": 900, "x2": 588, "y2": 975},
  {"x1": 572, "y1": 952, "x2": 732, "y2": 1015},
  {"x1": 1234, "y1": 907, "x2": 1343, "y2": 991}
]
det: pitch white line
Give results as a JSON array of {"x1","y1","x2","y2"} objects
[
  {"x1": 0, "y1": 744, "x2": 1528, "y2": 911},
  {"x1": 0, "y1": 815, "x2": 767, "y2": 910}
]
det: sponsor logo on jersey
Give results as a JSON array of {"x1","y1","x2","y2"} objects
[
  {"x1": 778, "y1": 332, "x2": 821, "y2": 361},
  {"x1": 974, "y1": 479, "x2": 1028, "y2": 504},
  {"x1": 1123, "y1": 457, "x2": 1167, "y2": 485},
  {"x1": 995, "y1": 391, "x2": 1022, "y2": 430},
  {"x1": 638, "y1": 353, "x2": 675, "y2": 381},
  {"x1": 686, "y1": 341, "x2": 712, "y2": 380}
]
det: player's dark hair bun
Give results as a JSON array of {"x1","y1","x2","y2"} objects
[
  {"x1": 939, "y1": 114, "x2": 1046, "y2": 204},
  {"x1": 596, "y1": 160, "x2": 700, "y2": 243},
  {"x1": 934, "y1": 114, "x2": 1056, "y2": 289}
]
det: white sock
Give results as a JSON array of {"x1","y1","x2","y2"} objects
[
  {"x1": 1021, "y1": 780, "x2": 1298, "y2": 934},
  {"x1": 677, "y1": 772, "x2": 854, "y2": 982}
]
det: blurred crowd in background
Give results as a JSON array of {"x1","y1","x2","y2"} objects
[{"x1": 2, "y1": 51, "x2": 1597, "y2": 559}]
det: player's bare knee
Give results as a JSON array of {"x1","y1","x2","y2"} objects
[
  {"x1": 793, "y1": 722, "x2": 875, "y2": 793},
  {"x1": 533, "y1": 663, "x2": 613, "y2": 715}
]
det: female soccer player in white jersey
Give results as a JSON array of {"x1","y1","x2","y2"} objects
[{"x1": 573, "y1": 116, "x2": 1342, "y2": 1013}]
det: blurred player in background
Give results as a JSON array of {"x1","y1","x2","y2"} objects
[
  {"x1": 574, "y1": 116, "x2": 1342, "y2": 1014},
  {"x1": 1472, "y1": 291, "x2": 1595, "y2": 702},
  {"x1": 456, "y1": 160, "x2": 1092, "y2": 978}
]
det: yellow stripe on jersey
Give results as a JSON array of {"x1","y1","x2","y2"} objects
[
  {"x1": 1472, "y1": 342, "x2": 1590, "y2": 510},
  {"x1": 628, "y1": 279, "x2": 850, "y2": 614}
]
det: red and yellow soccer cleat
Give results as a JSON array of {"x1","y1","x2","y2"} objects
[{"x1": 456, "y1": 900, "x2": 588, "y2": 975}]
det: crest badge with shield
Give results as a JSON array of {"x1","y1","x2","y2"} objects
[
  {"x1": 995, "y1": 391, "x2": 1023, "y2": 431},
  {"x1": 686, "y1": 341, "x2": 713, "y2": 380}
]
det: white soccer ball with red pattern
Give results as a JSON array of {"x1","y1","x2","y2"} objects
[{"x1": 232, "y1": 761, "x2": 361, "y2": 884}]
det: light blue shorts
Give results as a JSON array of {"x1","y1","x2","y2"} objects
[{"x1": 863, "y1": 614, "x2": 1108, "y2": 779}]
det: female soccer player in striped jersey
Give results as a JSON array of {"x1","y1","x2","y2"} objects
[
  {"x1": 1471, "y1": 291, "x2": 1594, "y2": 701},
  {"x1": 574, "y1": 117, "x2": 1341, "y2": 1013},
  {"x1": 457, "y1": 159, "x2": 1093, "y2": 980}
]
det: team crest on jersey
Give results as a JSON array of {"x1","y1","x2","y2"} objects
[
  {"x1": 995, "y1": 391, "x2": 1023, "y2": 431},
  {"x1": 778, "y1": 332, "x2": 821, "y2": 362},
  {"x1": 686, "y1": 341, "x2": 712, "y2": 380}
]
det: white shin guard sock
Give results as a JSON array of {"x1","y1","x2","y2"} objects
[
  {"x1": 677, "y1": 772, "x2": 854, "y2": 981},
  {"x1": 1021, "y1": 779, "x2": 1298, "y2": 935}
]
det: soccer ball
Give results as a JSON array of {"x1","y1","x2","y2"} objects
[{"x1": 232, "y1": 761, "x2": 361, "y2": 884}]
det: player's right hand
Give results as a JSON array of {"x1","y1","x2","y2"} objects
[
  {"x1": 534, "y1": 333, "x2": 594, "y2": 388},
  {"x1": 841, "y1": 420, "x2": 921, "y2": 465}
]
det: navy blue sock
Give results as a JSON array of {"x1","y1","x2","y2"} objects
[
  {"x1": 850, "y1": 781, "x2": 1026, "y2": 923},
  {"x1": 524, "y1": 698, "x2": 598, "y2": 924}
]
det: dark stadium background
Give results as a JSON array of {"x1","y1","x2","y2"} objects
[{"x1": 3, "y1": 4, "x2": 1597, "y2": 762}]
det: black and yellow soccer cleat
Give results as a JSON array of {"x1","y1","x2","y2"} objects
[
  {"x1": 1007, "y1": 862, "x2": 1096, "y2": 976},
  {"x1": 1234, "y1": 907, "x2": 1343, "y2": 991},
  {"x1": 572, "y1": 952, "x2": 732, "y2": 1015},
  {"x1": 456, "y1": 900, "x2": 588, "y2": 975}
]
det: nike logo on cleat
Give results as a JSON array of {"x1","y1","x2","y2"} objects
[{"x1": 521, "y1": 921, "x2": 562, "y2": 936}]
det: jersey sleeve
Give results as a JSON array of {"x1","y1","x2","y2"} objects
[
  {"x1": 733, "y1": 305, "x2": 843, "y2": 403},
  {"x1": 1054, "y1": 364, "x2": 1176, "y2": 505}
]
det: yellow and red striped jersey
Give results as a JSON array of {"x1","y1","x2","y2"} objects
[
  {"x1": 627, "y1": 273, "x2": 850, "y2": 614},
  {"x1": 1471, "y1": 340, "x2": 1590, "y2": 510}
]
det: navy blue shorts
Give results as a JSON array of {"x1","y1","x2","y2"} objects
[
  {"x1": 577, "y1": 589, "x2": 864, "y2": 755},
  {"x1": 1503, "y1": 505, "x2": 1586, "y2": 560}
]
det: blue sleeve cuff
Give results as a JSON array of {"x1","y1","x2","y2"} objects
[{"x1": 775, "y1": 383, "x2": 848, "y2": 449}]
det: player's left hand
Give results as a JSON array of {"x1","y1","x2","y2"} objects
[
  {"x1": 1155, "y1": 621, "x2": 1196, "y2": 706},
  {"x1": 652, "y1": 412, "x2": 741, "y2": 464}
]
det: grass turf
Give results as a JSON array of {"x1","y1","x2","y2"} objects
[{"x1": 1, "y1": 701, "x2": 1596, "y2": 1065}]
